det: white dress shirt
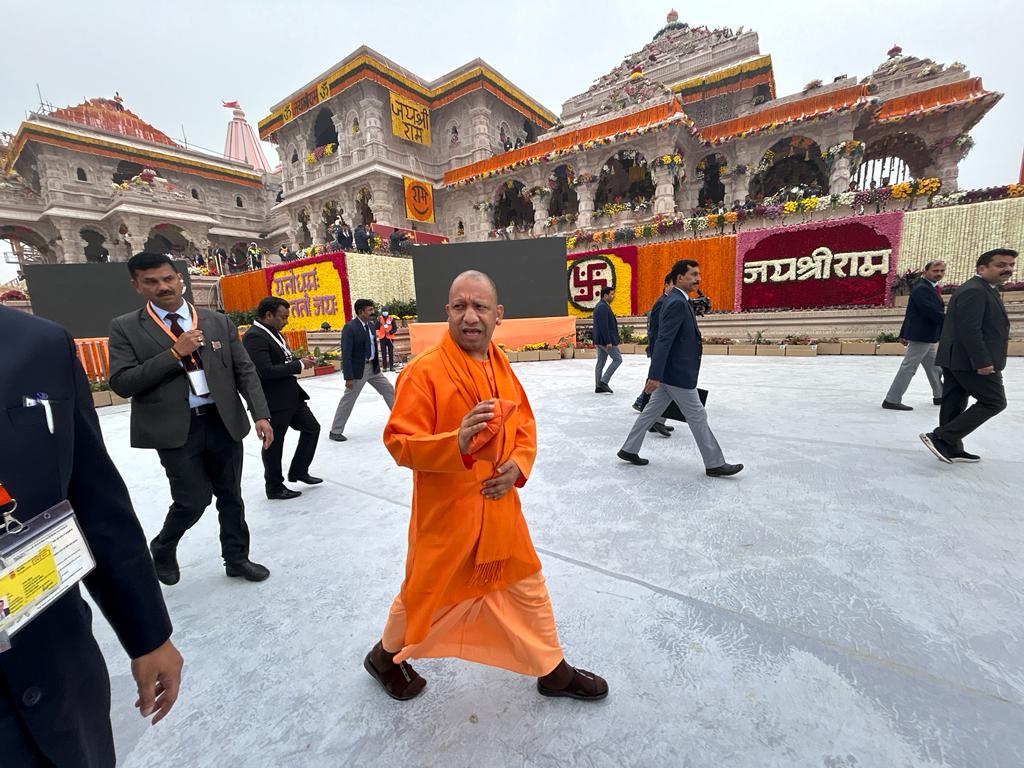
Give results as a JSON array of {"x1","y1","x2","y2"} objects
[
  {"x1": 149, "y1": 300, "x2": 214, "y2": 407},
  {"x1": 361, "y1": 320, "x2": 376, "y2": 362}
]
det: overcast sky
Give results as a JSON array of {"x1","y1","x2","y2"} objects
[{"x1": 1, "y1": 0, "x2": 1020, "y2": 281}]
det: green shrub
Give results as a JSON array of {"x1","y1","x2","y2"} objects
[
  {"x1": 876, "y1": 330, "x2": 901, "y2": 343},
  {"x1": 225, "y1": 309, "x2": 258, "y2": 327},
  {"x1": 380, "y1": 298, "x2": 416, "y2": 318}
]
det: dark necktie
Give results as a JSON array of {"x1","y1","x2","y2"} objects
[
  {"x1": 365, "y1": 323, "x2": 374, "y2": 361},
  {"x1": 166, "y1": 313, "x2": 203, "y2": 372},
  {"x1": 935, "y1": 285, "x2": 942, "y2": 298}
]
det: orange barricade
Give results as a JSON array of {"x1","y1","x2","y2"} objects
[{"x1": 75, "y1": 338, "x2": 110, "y2": 382}]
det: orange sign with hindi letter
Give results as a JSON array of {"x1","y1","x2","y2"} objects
[{"x1": 404, "y1": 176, "x2": 435, "y2": 223}]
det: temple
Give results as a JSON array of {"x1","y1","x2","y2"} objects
[{"x1": 0, "y1": 10, "x2": 1004, "y2": 264}]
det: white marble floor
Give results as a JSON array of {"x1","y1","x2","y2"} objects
[{"x1": 91, "y1": 355, "x2": 1024, "y2": 768}]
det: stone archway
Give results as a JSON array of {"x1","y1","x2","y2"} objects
[
  {"x1": 749, "y1": 136, "x2": 828, "y2": 200},
  {"x1": 80, "y1": 228, "x2": 110, "y2": 262},
  {"x1": 595, "y1": 149, "x2": 654, "y2": 210},
  {"x1": 492, "y1": 180, "x2": 534, "y2": 231},
  {"x1": 144, "y1": 224, "x2": 196, "y2": 258},
  {"x1": 696, "y1": 152, "x2": 728, "y2": 209},
  {"x1": 547, "y1": 164, "x2": 580, "y2": 218},
  {"x1": 854, "y1": 132, "x2": 930, "y2": 189},
  {"x1": 312, "y1": 108, "x2": 338, "y2": 149},
  {"x1": 355, "y1": 187, "x2": 374, "y2": 226},
  {"x1": 0, "y1": 224, "x2": 55, "y2": 267}
]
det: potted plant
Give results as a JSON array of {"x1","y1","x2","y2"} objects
[
  {"x1": 557, "y1": 336, "x2": 575, "y2": 359},
  {"x1": 90, "y1": 380, "x2": 113, "y2": 408},
  {"x1": 1007, "y1": 338, "x2": 1024, "y2": 356},
  {"x1": 841, "y1": 339, "x2": 876, "y2": 355},
  {"x1": 875, "y1": 331, "x2": 905, "y2": 356},
  {"x1": 518, "y1": 344, "x2": 543, "y2": 362},
  {"x1": 702, "y1": 336, "x2": 733, "y2": 355},
  {"x1": 618, "y1": 325, "x2": 636, "y2": 355},
  {"x1": 633, "y1": 334, "x2": 648, "y2": 356},
  {"x1": 782, "y1": 334, "x2": 816, "y2": 357},
  {"x1": 813, "y1": 337, "x2": 842, "y2": 355}
]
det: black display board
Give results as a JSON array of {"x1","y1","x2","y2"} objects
[
  {"x1": 24, "y1": 261, "x2": 194, "y2": 338},
  {"x1": 413, "y1": 238, "x2": 567, "y2": 322}
]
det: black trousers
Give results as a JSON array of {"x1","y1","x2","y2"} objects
[
  {"x1": 263, "y1": 403, "x2": 320, "y2": 488},
  {"x1": 379, "y1": 338, "x2": 395, "y2": 371},
  {"x1": 156, "y1": 409, "x2": 249, "y2": 564},
  {"x1": 934, "y1": 367, "x2": 1007, "y2": 450},
  {"x1": 0, "y1": 676, "x2": 53, "y2": 766}
]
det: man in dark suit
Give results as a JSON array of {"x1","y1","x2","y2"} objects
[
  {"x1": 0, "y1": 306, "x2": 182, "y2": 767},
  {"x1": 243, "y1": 297, "x2": 322, "y2": 501},
  {"x1": 633, "y1": 273, "x2": 675, "y2": 438},
  {"x1": 921, "y1": 248, "x2": 1016, "y2": 464},
  {"x1": 329, "y1": 299, "x2": 395, "y2": 441},
  {"x1": 882, "y1": 260, "x2": 946, "y2": 410},
  {"x1": 592, "y1": 285, "x2": 621, "y2": 393},
  {"x1": 108, "y1": 252, "x2": 274, "y2": 585},
  {"x1": 617, "y1": 259, "x2": 743, "y2": 477}
]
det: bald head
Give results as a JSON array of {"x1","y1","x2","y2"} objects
[
  {"x1": 445, "y1": 270, "x2": 504, "y2": 360},
  {"x1": 449, "y1": 270, "x2": 498, "y2": 302}
]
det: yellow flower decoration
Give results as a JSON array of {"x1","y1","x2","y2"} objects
[
  {"x1": 323, "y1": 143, "x2": 334, "y2": 156},
  {"x1": 305, "y1": 153, "x2": 316, "y2": 165},
  {"x1": 783, "y1": 201, "x2": 798, "y2": 214},
  {"x1": 566, "y1": 235, "x2": 577, "y2": 249}
]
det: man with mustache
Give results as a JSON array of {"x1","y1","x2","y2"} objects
[
  {"x1": 921, "y1": 248, "x2": 1017, "y2": 464},
  {"x1": 362, "y1": 271, "x2": 607, "y2": 702},
  {"x1": 108, "y1": 252, "x2": 274, "y2": 584}
]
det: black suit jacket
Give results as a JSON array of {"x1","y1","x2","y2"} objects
[
  {"x1": 108, "y1": 306, "x2": 270, "y2": 449},
  {"x1": 0, "y1": 307, "x2": 172, "y2": 767},
  {"x1": 242, "y1": 325, "x2": 309, "y2": 413},
  {"x1": 592, "y1": 299, "x2": 620, "y2": 346},
  {"x1": 935, "y1": 275, "x2": 1010, "y2": 371},
  {"x1": 648, "y1": 288, "x2": 703, "y2": 390},
  {"x1": 341, "y1": 317, "x2": 380, "y2": 380},
  {"x1": 899, "y1": 279, "x2": 945, "y2": 343}
]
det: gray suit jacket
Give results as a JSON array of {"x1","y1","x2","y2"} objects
[
  {"x1": 108, "y1": 305, "x2": 270, "y2": 449},
  {"x1": 935, "y1": 275, "x2": 1010, "y2": 372}
]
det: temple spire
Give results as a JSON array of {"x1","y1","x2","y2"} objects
[{"x1": 222, "y1": 101, "x2": 272, "y2": 173}]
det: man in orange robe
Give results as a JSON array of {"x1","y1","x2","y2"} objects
[{"x1": 364, "y1": 270, "x2": 607, "y2": 701}]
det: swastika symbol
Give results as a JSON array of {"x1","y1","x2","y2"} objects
[{"x1": 567, "y1": 256, "x2": 615, "y2": 311}]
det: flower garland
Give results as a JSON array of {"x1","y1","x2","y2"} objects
[
  {"x1": 822, "y1": 140, "x2": 865, "y2": 169},
  {"x1": 651, "y1": 153, "x2": 685, "y2": 173},
  {"x1": 444, "y1": 111, "x2": 697, "y2": 189},
  {"x1": 305, "y1": 143, "x2": 336, "y2": 165}
]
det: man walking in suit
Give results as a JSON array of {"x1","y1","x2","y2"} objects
[
  {"x1": 921, "y1": 248, "x2": 1016, "y2": 463},
  {"x1": 617, "y1": 259, "x2": 743, "y2": 477},
  {"x1": 108, "y1": 252, "x2": 274, "y2": 585},
  {"x1": 243, "y1": 297, "x2": 322, "y2": 501},
  {"x1": 882, "y1": 260, "x2": 947, "y2": 410},
  {"x1": 0, "y1": 306, "x2": 182, "y2": 766},
  {"x1": 592, "y1": 286, "x2": 621, "y2": 393},
  {"x1": 633, "y1": 273, "x2": 675, "y2": 438},
  {"x1": 329, "y1": 299, "x2": 396, "y2": 441}
]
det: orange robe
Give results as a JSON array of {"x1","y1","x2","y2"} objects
[{"x1": 381, "y1": 333, "x2": 562, "y2": 676}]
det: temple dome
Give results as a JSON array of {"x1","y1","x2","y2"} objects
[{"x1": 49, "y1": 95, "x2": 178, "y2": 147}]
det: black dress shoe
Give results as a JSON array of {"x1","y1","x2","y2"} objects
[
  {"x1": 616, "y1": 449, "x2": 649, "y2": 466},
  {"x1": 706, "y1": 463, "x2": 744, "y2": 477},
  {"x1": 649, "y1": 422, "x2": 672, "y2": 437},
  {"x1": 288, "y1": 473, "x2": 323, "y2": 485},
  {"x1": 225, "y1": 560, "x2": 271, "y2": 582},
  {"x1": 882, "y1": 401, "x2": 913, "y2": 411},
  {"x1": 266, "y1": 486, "x2": 302, "y2": 500},
  {"x1": 150, "y1": 537, "x2": 180, "y2": 586},
  {"x1": 933, "y1": 397, "x2": 943, "y2": 405},
  {"x1": 329, "y1": 433, "x2": 347, "y2": 442},
  {"x1": 599, "y1": 382, "x2": 614, "y2": 393},
  {"x1": 664, "y1": 424, "x2": 674, "y2": 432}
]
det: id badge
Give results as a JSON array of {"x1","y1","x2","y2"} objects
[
  {"x1": 0, "y1": 501, "x2": 96, "y2": 651},
  {"x1": 186, "y1": 369, "x2": 211, "y2": 397}
]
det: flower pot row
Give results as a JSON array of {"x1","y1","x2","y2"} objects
[
  {"x1": 91, "y1": 390, "x2": 129, "y2": 408},
  {"x1": 703, "y1": 345, "x2": 818, "y2": 357}
]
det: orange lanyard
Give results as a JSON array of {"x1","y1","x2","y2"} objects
[{"x1": 146, "y1": 301, "x2": 198, "y2": 343}]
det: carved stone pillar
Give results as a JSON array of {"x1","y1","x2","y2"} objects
[
  {"x1": 925, "y1": 147, "x2": 961, "y2": 193},
  {"x1": 531, "y1": 191, "x2": 551, "y2": 236},
  {"x1": 652, "y1": 167, "x2": 677, "y2": 216},
  {"x1": 829, "y1": 157, "x2": 852, "y2": 195},
  {"x1": 469, "y1": 106, "x2": 494, "y2": 164},
  {"x1": 360, "y1": 96, "x2": 387, "y2": 160},
  {"x1": 576, "y1": 182, "x2": 597, "y2": 229},
  {"x1": 52, "y1": 219, "x2": 85, "y2": 264},
  {"x1": 368, "y1": 176, "x2": 397, "y2": 226},
  {"x1": 474, "y1": 201, "x2": 493, "y2": 238}
]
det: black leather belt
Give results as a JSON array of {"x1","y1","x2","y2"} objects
[{"x1": 191, "y1": 405, "x2": 213, "y2": 416}]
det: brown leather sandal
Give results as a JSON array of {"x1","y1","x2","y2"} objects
[
  {"x1": 537, "y1": 662, "x2": 608, "y2": 701},
  {"x1": 363, "y1": 642, "x2": 427, "y2": 701}
]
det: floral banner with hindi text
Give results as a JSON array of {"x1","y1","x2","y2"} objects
[
  {"x1": 265, "y1": 252, "x2": 353, "y2": 331},
  {"x1": 735, "y1": 212, "x2": 903, "y2": 311}
]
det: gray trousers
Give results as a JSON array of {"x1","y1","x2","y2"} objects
[
  {"x1": 621, "y1": 384, "x2": 726, "y2": 468},
  {"x1": 330, "y1": 364, "x2": 395, "y2": 435},
  {"x1": 596, "y1": 345, "x2": 623, "y2": 386},
  {"x1": 884, "y1": 341, "x2": 943, "y2": 403}
]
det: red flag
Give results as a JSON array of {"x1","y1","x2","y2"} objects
[{"x1": 222, "y1": 100, "x2": 241, "y2": 109}]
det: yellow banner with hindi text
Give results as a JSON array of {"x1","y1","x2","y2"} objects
[{"x1": 390, "y1": 92, "x2": 431, "y2": 146}]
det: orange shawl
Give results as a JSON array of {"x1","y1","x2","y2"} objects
[{"x1": 383, "y1": 332, "x2": 541, "y2": 646}]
